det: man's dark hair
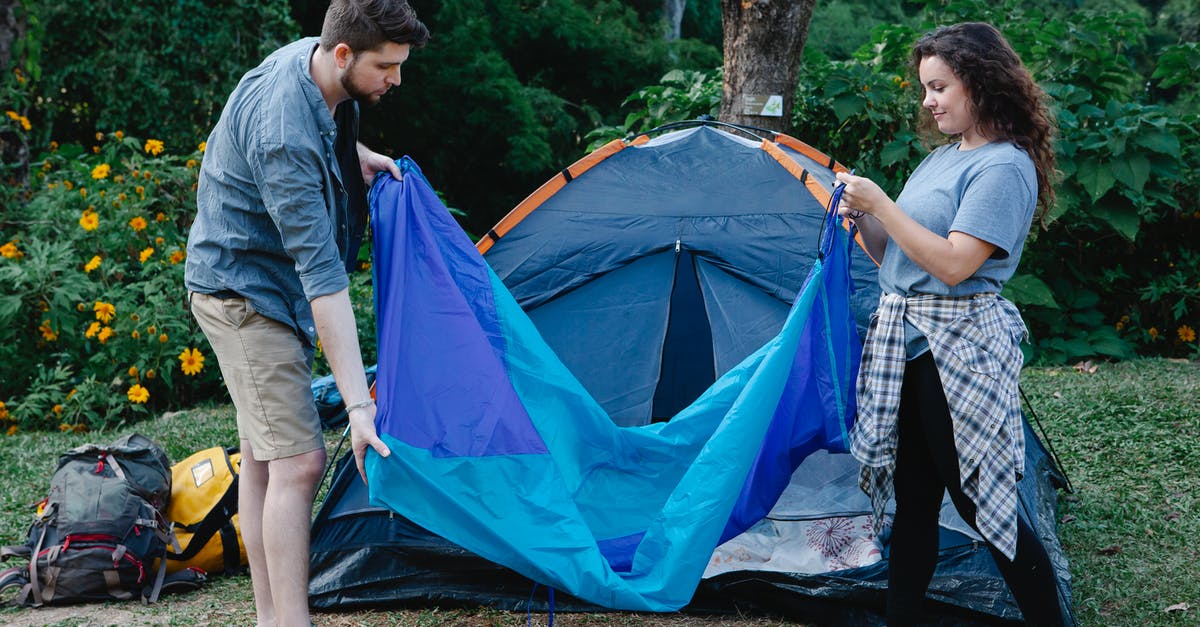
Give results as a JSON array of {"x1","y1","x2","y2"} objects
[{"x1": 320, "y1": 0, "x2": 430, "y2": 52}]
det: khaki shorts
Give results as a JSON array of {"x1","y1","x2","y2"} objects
[{"x1": 189, "y1": 292, "x2": 324, "y2": 461}]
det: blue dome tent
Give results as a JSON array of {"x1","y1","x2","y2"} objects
[{"x1": 308, "y1": 122, "x2": 1073, "y2": 625}]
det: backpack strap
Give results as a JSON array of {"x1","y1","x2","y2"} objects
[
  {"x1": 143, "y1": 522, "x2": 181, "y2": 604},
  {"x1": 103, "y1": 568, "x2": 133, "y2": 600},
  {"x1": 218, "y1": 521, "x2": 243, "y2": 574},
  {"x1": 27, "y1": 508, "x2": 52, "y2": 607},
  {"x1": 106, "y1": 453, "x2": 126, "y2": 480},
  {"x1": 0, "y1": 544, "x2": 31, "y2": 561}
]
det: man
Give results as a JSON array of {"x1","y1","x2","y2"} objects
[{"x1": 184, "y1": 1, "x2": 428, "y2": 624}]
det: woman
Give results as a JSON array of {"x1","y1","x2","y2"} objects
[{"x1": 835, "y1": 22, "x2": 1065, "y2": 626}]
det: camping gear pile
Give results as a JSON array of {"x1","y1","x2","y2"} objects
[{"x1": 0, "y1": 437, "x2": 247, "y2": 607}]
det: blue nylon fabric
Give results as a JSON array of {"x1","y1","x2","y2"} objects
[{"x1": 365, "y1": 158, "x2": 860, "y2": 611}]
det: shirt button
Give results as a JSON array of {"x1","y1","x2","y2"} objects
[{"x1": 308, "y1": 326, "x2": 315, "y2": 332}]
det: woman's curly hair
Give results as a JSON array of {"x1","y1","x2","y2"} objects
[{"x1": 911, "y1": 22, "x2": 1057, "y2": 216}]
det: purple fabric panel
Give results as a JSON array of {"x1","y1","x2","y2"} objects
[{"x1": 370, "y1": 162, "x2": 547, "y2": 457}]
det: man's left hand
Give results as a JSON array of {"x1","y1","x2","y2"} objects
[{"x1": 357, "y1": 142, "x2": 402, "y2": 185}]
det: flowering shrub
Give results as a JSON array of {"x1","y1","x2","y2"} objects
[{"x1": 0, "y1": 131, "x2": 220, "y2": 432}]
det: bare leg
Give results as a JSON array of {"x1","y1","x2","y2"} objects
[
  {"x1": 261, "y1": 446, "x2": 326, "y2": 627},
  {"x1": 239, "y1": 439, "x2": 275, "y2": 627}
]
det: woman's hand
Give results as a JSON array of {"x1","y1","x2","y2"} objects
[{"x1": 835, "y1": 171, "x2": 890, "y2": 220}]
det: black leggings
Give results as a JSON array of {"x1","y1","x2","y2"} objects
[{"x1": 886, "y1": 352, "x2": 1064, "y2": 626}]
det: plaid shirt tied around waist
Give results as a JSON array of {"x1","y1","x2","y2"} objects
[{"x1": 849, "y1": 292, "x2": 1028, "y2": 559}]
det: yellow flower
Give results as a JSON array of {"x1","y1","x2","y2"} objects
[
  {"x1": 63, "y1": 179, "x2": 74, "y2": 190},
  {"x1": 76, "y1": 303, "x2": 86, "y2": 312},
  {"x1": 84, "y1": 255, "x2": 102, "y2": 272},
  {"x1": 66, "y1": 388, "x2": 76, "y2": 400},
  {"x1": 128, "y1": 366, "x2": 139, "y2": 378},
  {"x1": 1148, "y1": 327, "x2": 1160, "y2": 340},
  {"x1": 59, "y1": 423, "x2": 71, "y2": 432},
  {"x1": 85, "y1": 321, "x2": 101, "y2": 338},
  {"x1": 97, "y1": 326, "x2": 113, "y2": 344},
  {"x1": 154, "y1": 236, "x2": 164, "y2": 246},
  {"x1": 91, "y1": 163, "x2": 111, "y2": 179},
  {"x1": 91, "y1": 146, "x2": 99, "y2": 153},
  {"x1": 94, "y1": 301, "x2": 116, "y2": 322},
  {"x1": 0, "y1": 241, "x2": 22, "y2": 259},
  {"x1": 139, "y1": 247, "x2": 154, "y2": 263},
  {"x1": 95, "y1": 132, "x2": 104, "y2": 142},
  {"x1": 147, "y1": 325, "x2": 156, "y2": 334},
  {"x1": 179, "y1": 347, "x2": 205, "y2": 376},
  {"x1": 115, "y1": 130, "x2": 124, "y2": 140},
  {"x1": 0, "y1": 400, "x2": 8, "y2": 421},
  {"x1": 72, "y1": 423, "x2": 88, "y2": 433},
  {"x1": 144, "y1": 138, "x2": 164, "y2": 156},
  {"x1": 145, "y1": 368, "x2": 156, "y2": 379},
  {"x1": 158, "y1": 333, "x2": 168, "y2": 343},
  {"x1": 49, "y1": 141, "x2": 58, "y2": 151},
  {"x1": 198, "y1": 141, "x2": 206, "y2": 153},
  {"x1": 5, "y1": 425, "x2": 16, "y2": 436},
  {"x1": 52, "y1": 404, "x2": 62, "y2": 415},
  {"x1": 169, "y1": 250, "x2": 185, "y2": 264},
  {"x1": 127, "y1": 384, "x2": 150, "y2": 404},
  {"x1": 131, "y1": 330, "x2": 140, "y2": 339},
  {"x1": 1179, "y1": 325, "x2": 1196, "y2": 343},
  {"x1": 39, "y1": 320, "x2": 58, "y2": 342},
  {"x1": 79, "y1": 210, "x2": 99, "y2": 231},
  {"x1": 186, "y1": 159, "x2": 198, "y2": 168},
  {"x1": 155, "y1": 212, "x2": 166, "y2": 222},
  {"x1": 129, "y1": 216, "x2": 148, "y2": 231},
  {"x1": 135, "y1": 185, "x2": 145, "y2": 198},
  {"x1": 118, "y1": 192, "x2": 127, "y2": 201}
]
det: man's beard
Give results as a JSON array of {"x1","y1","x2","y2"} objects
[{"x1": 341, "y1": 59, "x2": 384, "y2": 106}]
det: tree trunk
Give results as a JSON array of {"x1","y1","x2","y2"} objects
[
  {"x1": 0, "y1": 0, "x2": 21, "y2": 73},
  {"x1": 719, "y1": 0, "x2": 815, "y2": 133},
  {"x1": 0, "y1": 0, "x2": 29, "y2": 187},
  {"x1": 663, "y1": 0, "x2": 686, "y2": 41}
]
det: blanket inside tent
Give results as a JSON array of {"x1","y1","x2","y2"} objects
[{"x1": 363, "y1": 157, "x2": 863, "y2": 611}]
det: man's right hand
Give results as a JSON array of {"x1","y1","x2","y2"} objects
[{"x1": 348, "y1": 403, "x2": 391, "y2": 485}]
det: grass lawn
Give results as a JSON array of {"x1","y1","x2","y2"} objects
[{"x1": 0, "y1": 358, "x2": 1196, "y2": 626}]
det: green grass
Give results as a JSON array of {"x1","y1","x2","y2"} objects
[
  {"x1": 1, "y1": 359, "x2": 1197, "y2": 625},
  {"x1": 1022, "y1": 359, "x2": 1200, "y2": 625}
]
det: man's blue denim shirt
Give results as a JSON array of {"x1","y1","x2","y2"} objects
[{"x1": 185, "y1": 37, "x2": 359, "y2": 347}]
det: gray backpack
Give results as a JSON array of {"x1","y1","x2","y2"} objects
[{"x1": 0, "y1": 433, "x2": 194, "y2": 606}]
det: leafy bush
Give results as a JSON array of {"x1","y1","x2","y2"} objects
[
  {"x1": 0, "y1": 131, "x2": 220, "y2": 432},
  {"x1": 363, "y1": 0, "x2": 722, "y2": 236},
  {"x1": 19, "y1": 0, "x2": 297, "y2": 151}
]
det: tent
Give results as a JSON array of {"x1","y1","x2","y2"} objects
[{"x1": 309, "y1": 122, "x2": 1074, "y2": 624}]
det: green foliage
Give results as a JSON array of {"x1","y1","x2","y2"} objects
[
  {"x1": 585, "y1": 68, "x2": 723, "y2": 150},
  {"x1": 23, "y1": 0, "x2": 297, "y2": 151},
  {"x1": 0, "y1": 132, "x2": 221, "y2": 432},
  {"x1": 364, "y1": 0, "x2": 721, "y2": 236}
]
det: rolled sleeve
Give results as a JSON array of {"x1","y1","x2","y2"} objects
[{"x1": 249, "y1": 138, "x2": 349, "y2": 300}]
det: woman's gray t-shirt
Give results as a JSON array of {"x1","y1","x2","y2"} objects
[
  {"x1": 878, "y1": 140, "x2": 1037, "y2": 358},
  {"x1": 879, "y1": 140, "x2": 1037, "y2": 297}
]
